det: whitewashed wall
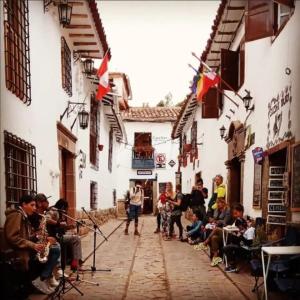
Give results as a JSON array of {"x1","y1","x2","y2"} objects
[
  {"x1": 180, "y1": 2, "x2": 300, "y2": 220},
  {"x1": 116, "y1": 121, "x2": 180, "y2": 200},
  {"x1": 0, "y1": 1, "x2": 120, "y2": 225}
]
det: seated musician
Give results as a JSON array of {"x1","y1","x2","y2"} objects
[
  {"x1": 46, "y1": 199, "x2": 83, "y2": 271},
  {"x1": 29, "y1": 194, "x2": 64, "y2": 279},
  {"x1": 4, "y1": 194, "x2": 60, "y2": 295}
]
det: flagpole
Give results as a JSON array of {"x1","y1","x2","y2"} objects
[
  {"x1": 191, "y1": 52, "x2": 245, "y2": 102},
  {"x1": 188, "y1": 63, "x2": 239, "y2": 108}
]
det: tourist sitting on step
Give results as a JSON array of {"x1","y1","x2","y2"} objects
[
  {"x1": 197, "y1": 203, "x2": 245, "y2": 267},
  {"x1": 184, "y1": 212, "x2": 202, "y2": 245}
]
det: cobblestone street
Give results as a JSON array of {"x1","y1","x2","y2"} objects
[{"x1": 41, "y1": 216, "x2": 246, "y2": 300}]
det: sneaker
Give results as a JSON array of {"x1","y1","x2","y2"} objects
[
  {"x1": 154, "y1": 228, "x2": 160, "y2": 233},
  {"x1": 197, "y1": 242, "x2": 208, "y2": 251},
  {"x1": 49, "y1": 276, "x2": 60, "y2": 287},
  {"x1": 211, "y1": 256, "x2": 223, "y2": 267},
  {"x1": 124, "y1": 229, "x2": 129, "y2": 235},
  {"x1": 57, "y1": 268, "x2": 69, "y2": 278},
  {"x1": 134, "y1": 230, "x2": 140, "y2": 236},
  {"x1": 225, "y1": 266, "x2": 238, "y2": 273},
  {"x1": 32, "y1": 277, "x2": 54, "y2": 295}
]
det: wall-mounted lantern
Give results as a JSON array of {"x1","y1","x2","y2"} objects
[
  {"x1": 60, "y1": 101, "x2": 89, "y2": 130},
  {"x1": 83, "y1": 59, "x2": 94, "y2": 76},
  {"x1": 243, "y1": 90, "x2": 255, "y2": 112},
  {"x1": 219, "y1": 125, "x2": 226, "y2": 140},
  {"x1": 58, "y1": 0, "x2": 72, "y2": 27}
]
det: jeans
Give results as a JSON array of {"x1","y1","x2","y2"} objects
[
  {"x1": 186, "y1": 225, "x2": 201, "y2": 240},
  {"x1": 63, "y1": 233, "x2": 82, "y2": 260},
  {"x1": 40, "y1": 244, "x2": 61, "y2": 279},
  {"x1": 157, "y1": 213, "x2": 161, "y2": 229},
  {"x1": 169, "y1": 215, "x2": 183, "y2": 238},
  {"x1": 128, "y1": 204, "x2": 141, "y2": 224}
]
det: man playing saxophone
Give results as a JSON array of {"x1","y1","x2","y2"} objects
[{"x1": 4, "y1": 194, "x2": 60, "y2": 295}]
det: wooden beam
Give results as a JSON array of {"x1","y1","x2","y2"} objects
[
  {"x1": 222, "y1": 20, "x2": 240, "y2": 24},
  {"x1": 68, "y1": 1, "x2": 84, "y2": 6},
  {"x1": 214, "y1": 40, "x2": 230, "y2": 44},
  {"x1": 65, "y1": 24, "x2": 91, "y2": 29},
  {"x1": 211, "y1": 50, "x2": 220, "y2": 53},
  {"x1": 69, "y1": 33, "x2": 95, "y2": 38},
  {"x1": 218, "y1": 31, "x2": 235, "y2": 35},
  {"x1": 73, "y1": 42, "x2": 97, "y2": 46},
  {"x1": 207, "y1": 59, "x2": 220, "y2": 61},
  {"x1": 75, "y1": 50, "x2": 100, "y2": 53},
  {"x1": 227, "y1": 6, "x2": 245, "y2": 10},
  {"x1": 80, "y1": 55, "x2": 102, "y2": 59},
  {"x1": 71, "y1": 14, "x2": 88, "y2": 18}
]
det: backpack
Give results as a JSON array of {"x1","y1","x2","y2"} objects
[{"x1": 180, "y1": 193, "x2": 191, "y2": 212}]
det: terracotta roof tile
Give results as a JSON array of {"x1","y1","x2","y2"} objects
[{"x1": 122, "y1": 107, "x2": 181, "y2": 122}]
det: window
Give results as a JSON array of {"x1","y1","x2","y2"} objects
[
  {"x1": 245, "y1": 0, "x2": 294, "y2": 42},
  {"x1": 4, "y1": 131, "x2": 37, "y2": 206},
  {"x1": 90, "y1": 95, "x2": 100, "y2": 169},
  {"x1": 274, "y1": 1, "x2": 294, "y2": 35},
  {"x1": 202, "y1": 88, "x2": 222, "y2": 119},
  {"x1": 61, "y1": 37, "x2": 72, "y2": 96},
  {"x1": 220, "y1": 38, "x2": 245, "y2": 93},
  {"x1": 113, "y1": 189, "x2": 117, "y2": 206},
  {"x1": 108, "y1": 128, "x2": 113, "y2": 172},
  {"x1": 3, "y1": 0, "x2": 31, "y2": 105},
  {"x1": 90, "y1": 181, "x2": 98, "y2": 210}
]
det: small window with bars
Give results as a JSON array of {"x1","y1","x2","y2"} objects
[
  {"x1": 90, "y1": 181, "x2": 98, "y2": 210},
  {"x1": 61, "y1": 37, "x2": 72, "y2": 96},
  {"x1": 3, "y1": 0, "x2": 31, "y2": 105},
  {"x1": 113, "y1": 189, "x2": 116, "y2": 206},
  {"x1": 90, "y1": 95, "x2": 100, "y2": 169},
  {"x1": 4, "y1": 131, "x2": 37, "y2": 206}
]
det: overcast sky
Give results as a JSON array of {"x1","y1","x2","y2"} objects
[{"x1": 98, "y1": 1, "x2": 219, "y2": 106}]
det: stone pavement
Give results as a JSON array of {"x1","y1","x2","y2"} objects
[{"x1": 30, "y1": 216, "x2": 247, "y2": 300}]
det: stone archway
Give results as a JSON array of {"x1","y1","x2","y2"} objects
[{"x1": 225, "y1": 121, "x2": 245, "y2": 206}]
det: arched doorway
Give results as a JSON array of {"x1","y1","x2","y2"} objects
[{"x1": 225, "y1": 121, "x2": 245, "y2": 206}]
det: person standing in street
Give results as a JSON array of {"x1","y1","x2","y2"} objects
[
  {"x1": 124, "y1": 180, "x2": 144, "y2": 236},
  {"x1": 168, "y1": 184, "x2": 184, "y2": 241},
  {"x1": 154, "y1": 190, "x2": 167, "y2": 233},
  {"x1": 190, "y1": 178, "x2": 208, "y2": 221},
  {"x1": 207, "y1": 174, "x2": 226, "y2": 217}
]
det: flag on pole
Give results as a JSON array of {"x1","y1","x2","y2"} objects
[
  {"x1": 196, "y1": 71, "x2": 220, "y2": 101},
  {"x1": 96, "y1": 52, "x2": 110, "y2": 101}
]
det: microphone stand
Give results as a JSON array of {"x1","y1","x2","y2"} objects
[
  {"x1": 58, "y1": 211, "x2": 102, "y2": 286},
  {"x1": 80, "y1": 207, "x2": 111, "y2": 274}
]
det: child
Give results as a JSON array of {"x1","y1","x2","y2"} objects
[
  {"x1": 185, "y1": 213, "x2": 202, "y2": 245},
  {"x1": 201, "y1": 216, "x2": 216, "y2": 240},
  {"x1": 241, "y1": 217, "x2": 255, "y2": 246}
]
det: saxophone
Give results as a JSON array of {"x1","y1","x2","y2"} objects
[{"x1": 36, "y1": 213, "x2": 50, "y2": 263}]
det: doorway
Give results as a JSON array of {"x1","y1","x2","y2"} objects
[{"x1": 228, "y1": 157, "x2": 241, "y2": 205}]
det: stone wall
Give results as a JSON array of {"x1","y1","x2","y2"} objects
[{"x1": 75, "y1": 207, "x2": 117, "y2": 235}]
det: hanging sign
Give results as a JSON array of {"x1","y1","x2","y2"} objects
[
  {"x1": 137, "y1": 170, "x2": 152, "y2": 175},
  {"x1": 156, "y1": 153, "x2": 166, "y2": 168},
  {"x1": 168, "y1": 160, "x2": 176, "y2": 167},
  {"x1": 252, "y1": 147, "x2": 264, "y2": 164}
]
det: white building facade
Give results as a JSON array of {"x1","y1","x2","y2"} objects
[
  {"x1": 172, "y1": 0, "x2": 300, "y2": 236},
  {"x1": 117, "y1": 107, "x2": 180, "y2": 214},
  {"x1": 0, "y1": 0, "x2": 127, "y2": 225}
]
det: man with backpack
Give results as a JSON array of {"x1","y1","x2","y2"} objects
[{"x1": 190, "y1": 179, "x2": 208, "y2": 222}]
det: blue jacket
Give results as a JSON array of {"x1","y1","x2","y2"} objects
[{"x1": 187, "y1": 220, "x2": 202, "y2": 236}]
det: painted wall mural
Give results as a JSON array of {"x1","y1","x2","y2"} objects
[{"x1": 267, "y1": 85, "x2": 293, "y2": 149}]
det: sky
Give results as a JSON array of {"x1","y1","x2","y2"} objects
[{"x1": 97, "y1": 1, "x2": 219, "y2": 107}]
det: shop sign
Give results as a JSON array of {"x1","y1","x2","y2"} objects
[
  {"x1": 267, "y1": 85, "x2": 293, "y2": 149},
  {"x1": 252, "y1": 147, "x2": 264, "y2": 164},
  {"x1": 267, "y1": 214, "x2": 286, "y2": 225},
  {"x1": 268, "y1": 191, "x2": 285, "y2": 201},
  {"x1": 268, "y1": 203, "x2": 286, "y2": 213},
  {"x1": 156, "y1": 153, "x2": 166, "y2": 168},
  {"x1": 137, "y1": 170, "x2": 152, "y2": 175}
]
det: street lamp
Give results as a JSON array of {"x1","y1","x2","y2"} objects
[
  {"x1": 77, "y1": 108, "x2": 89, "y2": 129},
  {"x1": 83, "y1": 59, "x2": 94, "y2": 76},
  {"x1": 219, "y1": 125, "x2": 226, "y2": 139},
  {"x1": 58, "y1": 0, "x2": 72, "y2": 27},
  {"x1": 243, "y1": 90, "x2": 254, "y2": 111}
]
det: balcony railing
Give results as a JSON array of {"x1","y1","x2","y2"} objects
[{"x1": 132, "y1": 146, "x2": 155, "y2": 169}]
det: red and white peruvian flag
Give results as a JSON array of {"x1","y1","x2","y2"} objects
[{"x1": 96, "y1": 52, "x2": 110, "y2": 101}]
